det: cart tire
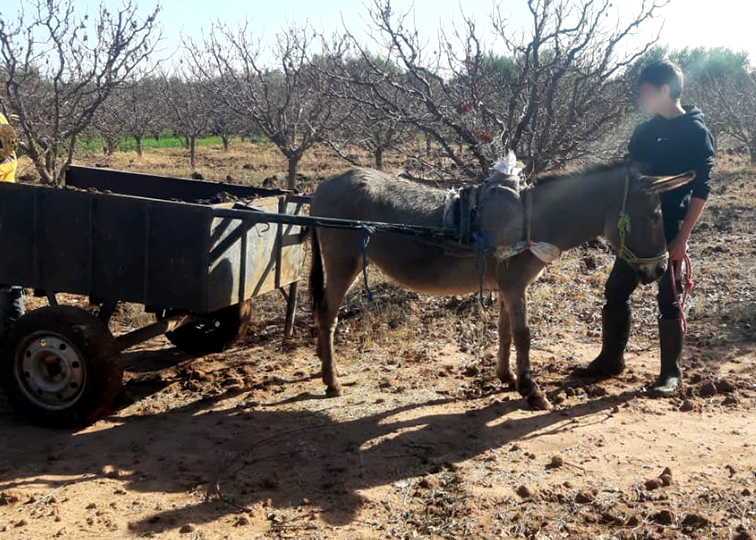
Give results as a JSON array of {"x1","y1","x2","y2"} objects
[
  {"x1": 164, "y1": 300, "x2": 252, "y2": 355},
  {"x1": 0, "y1": 306, "x2": 123, "y2": 428}
]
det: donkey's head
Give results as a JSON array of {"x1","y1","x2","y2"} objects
[{"x1": 604, "y1": 167, "x2": 696, "y2": 284}]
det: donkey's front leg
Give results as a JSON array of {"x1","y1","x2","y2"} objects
[
  {"x1": 496, "y1": 296, "x2": 516, "y2": 389},
  {"x1": 504, "y1": 289, "x2": 551, "y2": 410}
]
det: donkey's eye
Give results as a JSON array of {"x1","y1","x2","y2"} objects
[{"x1": 648, "y1": 210, "x2": 662, "y2": 222}]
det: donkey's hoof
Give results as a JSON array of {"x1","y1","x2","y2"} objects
[
  {"x1": 325, "y1": 384, "x2": 344, "y2": 398},
  {"x1": 497, "y1": 369, "x2": 517, "y2": 391},
  {"x1": 527, "y1": 391, "x2": 552, "y2": 411}
]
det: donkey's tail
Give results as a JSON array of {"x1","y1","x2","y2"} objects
[{"x1": 310, "y1": 226, "x2": 326, "y2": 320}]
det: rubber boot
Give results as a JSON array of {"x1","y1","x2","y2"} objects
[
  {"x1": 580, "y1": 307, "x2": 631, "y2": 378},
  {"x1": 650, "y1": 318, "x2": 683, "y2": 396}
]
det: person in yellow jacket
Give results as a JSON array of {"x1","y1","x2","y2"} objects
[
  {"x1": 0, "y1": 113, "x2": 24, "y2": 334},
  {"x1": 0, "y1": 112, "x2": 18, "y2": 182}
]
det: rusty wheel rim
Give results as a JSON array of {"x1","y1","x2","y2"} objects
[{"x1": 15, "y1": 332, "x2": 87, "y2": 411}]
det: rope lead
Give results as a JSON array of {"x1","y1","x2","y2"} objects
[
  {"x1": 671, "y1": 253, "x2": 694, "y2": 333},
  {"x1": 360, "y1": 225, "x2": 375, "y2": 302},
  {"x1": 473, "y1": 232, "x2": 488, "y2": 306}
]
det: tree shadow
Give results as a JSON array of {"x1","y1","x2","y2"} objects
[{"x1": 0, "y1": 377, "x2": 635, "y2": 535}]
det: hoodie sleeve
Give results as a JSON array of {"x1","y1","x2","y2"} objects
[{"x1": 690, "y1": 126, "x2": 715, "y2": 201}]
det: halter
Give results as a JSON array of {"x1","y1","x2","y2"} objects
[{"x1": 616, "y1": 173, "x2": 669, "y2": 266}]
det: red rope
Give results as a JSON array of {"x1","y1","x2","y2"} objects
[{"x1": 670, "y1": 252, "x2": 694, "y2": 333}]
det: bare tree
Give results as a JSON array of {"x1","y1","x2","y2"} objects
[
  {"x1": 705, "y1": 70, "x2": 756, "y2": 165},
  {"x1": 92, "y1": 77, "x2": 166, "y2": 156},
  {"x1": 206, "y1": 88, "x2": 240, "y2": 152},
  {"x1": 329, "y1": 105, "x2": 402, "y2": 170},
  {"x1": 319, "y1": 54, "x2": 407, "y2": 170},
  {"x1": 92, "y1": 98, "x2": 128, "y2": 156},
  {"x1": 329, "y1": 0, "x2": 667, "y2": 180},
  {"x1": 699, "y1": 72, "x2": 756, "y2": 164},
  {"x1": 0, "y1": 0, "x2": 161, "y2": 184},
  {"x1": 160, "y1": 72, "x2": 211, "y2": 171},
  {"x1": 188, "y1": 23, "x2": 352, "y2": 190},
  {"x1": 120, "y1": 77, "x2": 166, "y2": 157},
  {"x1": 675, "y1": 49, "x2": 756, "y2": 165}
]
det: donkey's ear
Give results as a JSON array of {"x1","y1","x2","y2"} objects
[{"x1": 639, "y1": 171, "x2": 696, "y2": 194}]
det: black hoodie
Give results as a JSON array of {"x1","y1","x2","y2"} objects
[{"x1": 628, "y1": 105, "x2": 715, "y2": 236}]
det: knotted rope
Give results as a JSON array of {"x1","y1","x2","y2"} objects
[{"x1": 671, "y1": 252, "x2": 694, "y2": 333}]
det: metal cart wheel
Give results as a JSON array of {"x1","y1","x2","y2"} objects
[
  {"x1": 162, "y1": 300, "x2": 252, "y2": 355},
  {"x1": 0, "y1": 306, "x2": 123, "y2": 427}
]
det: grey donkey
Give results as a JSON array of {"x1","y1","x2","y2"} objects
[{"x1": 310, "y1": 164, "x2": 695, "y2": 410}]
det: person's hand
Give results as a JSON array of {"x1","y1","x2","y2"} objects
[{"x1": 667, "y1": 232, "x2": 689, "y2": 262}]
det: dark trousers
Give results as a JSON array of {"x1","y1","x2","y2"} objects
[
  {"x1": 604, "y1": 220, "x2": 681, "y2": 320},
  {"x1": 604, "y1": 258, "x2": 680, "y2": 319}
]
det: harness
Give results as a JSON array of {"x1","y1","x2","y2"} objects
[
  {"x1": 492, "y1": 188, "x2": 561, "y2": 264},
  {"x1": 359, "y1": 178, "x2": 561, "y2": 303}
]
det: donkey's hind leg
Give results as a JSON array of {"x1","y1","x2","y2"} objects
[
  {"x1": 316, "y1": 246, "x2": 361, "y2": 397},
  {"x1": 496, "y1": 296, "x2": 516, "y2": 390}
]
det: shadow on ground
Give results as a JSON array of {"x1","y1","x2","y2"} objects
[{"x1": 0, "y1": 342, "x2": 640, "y2": 534}]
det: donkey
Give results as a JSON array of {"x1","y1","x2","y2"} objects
[{"x1": 309, "y1": 164, "x2": 695, "y2": 409}]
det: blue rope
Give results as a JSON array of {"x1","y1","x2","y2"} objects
[
  {"x1": 360, "y1": 225, "x2": 375, "y2": 302},
  {"x1": 473, "y1": 232, "x2": 488, "y2": 304}
]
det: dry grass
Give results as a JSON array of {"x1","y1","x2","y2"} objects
[{"x1": 16, "y1": 139, "x2": 409, "y2": 193}]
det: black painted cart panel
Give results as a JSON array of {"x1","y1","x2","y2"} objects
[{"x1": 0, "y1": 168, "x2": 305, "y2": 314}]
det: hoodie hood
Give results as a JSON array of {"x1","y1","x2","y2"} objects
[{"x1": 652, "y1": 105, "x2": 705, "y2": 126}]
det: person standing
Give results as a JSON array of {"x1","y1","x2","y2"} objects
[
  {"x1": 0, "y1": 112, "x2": 25, "y2": 337},
  {"x1": 582, "y1": 60, "x2": 715, "y2": 395}
]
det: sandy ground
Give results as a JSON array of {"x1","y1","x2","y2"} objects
[{"x1": 0, "y1": 144, "x2": 754, "y2": 540}]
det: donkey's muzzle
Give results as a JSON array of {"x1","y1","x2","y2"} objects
[{"x1": 635, "y1": 262, "x2": 666, "y2": 284}]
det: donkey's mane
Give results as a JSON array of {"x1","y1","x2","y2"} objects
[{"x1": 533, "y1": 161, "x2": 626, "y2": 186}]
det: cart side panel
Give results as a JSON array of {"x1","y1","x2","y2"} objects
[
  {"x1": 147, "y1": 203, "x2": 213, "y2": 313},
  {"x1": 244, "y1": 197, "x2": 292, "y2": 300},
  {"x1": 206, "y1": 197, "x2": 305, "y2": 313},
  {"x1": 0, "y1": 184, "x2": 36, "y2": 286},
  {"x1": 244, "y1": 204, "x2": 281, "y2": 299},
  {"x1": 90, "y1": 196, "x2": 148, "y2": 303},
  {"x1": 275, "y1": 200, "x2": 306, "y2": 289},
  {"x1": 206, "y1": 205, "x2": 278, "y2": 313},
  {"x1": 36, "y1": 189, "x2": 92, "y2": 293},
  {"x1": 207, "y1": 216, "x2": 249, "y2": 312}
]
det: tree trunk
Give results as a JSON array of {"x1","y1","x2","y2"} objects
[
  {"x1": 222, "y1": 135, "x2": 229, "y2": 152},
  {"x1": 135, "y1": 135, "x2": 143, "y2": 157},
  {"x1": 374, "y1": 147, "x2": 384, "y2": 170},
  {"x1": 287, "y1": 154, "x2": 301, "y2": 190},
  {"x1": 190, "y1": 135, "x2": 197, "y2": 170}
]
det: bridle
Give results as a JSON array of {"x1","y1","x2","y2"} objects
[
  {"x1": 616, "y1": 171, "x2": 694, "y2": 334},
  {"x1": 616, "y1": 173, "x2": 669, "y2": 266}
]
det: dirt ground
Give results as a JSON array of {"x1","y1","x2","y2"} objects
[{"x1": 1, "y1": 143, "x2": 755, "y2": 540}]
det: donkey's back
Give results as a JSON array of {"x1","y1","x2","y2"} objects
[{"x1": 310, "y1": 168, "x2": 446, "y2": 227}]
